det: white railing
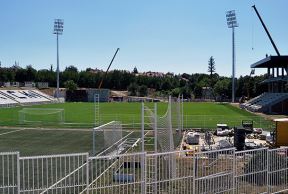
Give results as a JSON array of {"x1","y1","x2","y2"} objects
[
  {"x1": 0, "y1": 152, "x2": 19, "y2": 194},
  {"x1": 1, "y1": 147, "x2": 288, "y2": 193},
  {"x1": 19, "y1": 153, "x2": 88, "y2": 194}
]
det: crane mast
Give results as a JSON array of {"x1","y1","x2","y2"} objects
[
  {"x1": 98, "y1": 48, "x2": 120, "y2": 89},
  {"x1": 252, "y1": 5, "x2": 280, "y2": 56}
]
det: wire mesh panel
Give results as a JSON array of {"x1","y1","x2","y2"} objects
[
  {"x1": 19, "y1": 153, "x2": 88, "y2": 194},
  {"x1": 171, "y1": 96, "x2": 183, "y2": 132},
  {"x1": 193, "y1": 148, "x2": 235, "y2": 194},
  {"x1": 146, "y1": 150, "x2": 194, "y2": 194},
  {"x1": 144, "y1": 96, "x2": 183, "y2": 153},
  {"x1": 268, "y1": 148, "x2": 288, "y2": 194},
  {"x1": 234, "y1": 148, "x2": 268, "y2": 194},
  {"x1": 86, "y1": 152, "x2": 146, "y2": 194},
  {"x1": 92, "y1": 121, "x2": 123, "y2": 156},
  {"x1": 0, "y1": 152, "x2": 19, "y2": 194}
]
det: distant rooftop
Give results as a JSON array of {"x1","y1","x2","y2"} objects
[{"x1": 251, "y1": 56, "x2": 288, "y2": 68}]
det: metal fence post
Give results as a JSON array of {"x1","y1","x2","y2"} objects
[
  {"x1": 17, "y1": 152, "x2": 20, "y2": 194},
  {"x1": 192, "y1": 154, "x2": 196, "y2": 194},
  {"x1": 267, "y1": 149, "x2": 269, "y2": 194},
  {"x1": 86, "y1": 153, "x2": 89, "y2": 194},
  {"x1": 141, "y1": 103, "x2": 145, "y2": 152},
  {"x1": 141, "y1": 152, "x2": 147, "y2": 194},
  {"x1": 232, "y1": 149, "x2": 236, "y2": 194},
  {"x1": 92, "y1": 128, "x2": 95, "y2": 155},
  {"x1": 154, "y1": 103, "x2": 158, "y2": 194}
]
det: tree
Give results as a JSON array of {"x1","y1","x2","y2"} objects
[
  {"x1": 127, "y1": 82, "x2": 138, "y2": 96},
  {"x1": 161, "y1": 78, "x2": 173, "y2": 90},
  {"x1": 36, "y1": 69, "x2": 55, "y2": 85},
  {"x1": 26, "y1": 65, "x2": 37, "y2": 81},
  {"x1": 62, "y1": 65, "x2": 79, "y2": 84},
  {"x1": 181, "y1": 85, "x2": 192, "y2": 99},
  {"x1": 138, "y1": 85, "x2": 148, "y2": 97},
  {"x1": 213, "y1": 78, "x2": 231, "y2": 99},
  {"x1": 208, "y1": 56, "x2": 216, "y2": 76},
  {"x1": 171, "y1": 87, "x2": 181, "y2": 97},
  {"x1": 133, "y1": 67, "x2": 138, "y2": 74},
  {"x1": 64, "y1": 80, "x2": 77, "y2": 91},
  {"x1": 15, "y1": 68, "x2": 27, "y2": 82}
]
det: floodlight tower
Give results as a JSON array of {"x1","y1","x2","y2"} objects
[
  {"x1": 226, "y1": 10, "x2": 238, "y2": 103},
  {"x1": 53, "y1": 19, "x2": 64, "y2": 99}
]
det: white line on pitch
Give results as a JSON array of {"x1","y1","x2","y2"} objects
[{"x1": 0, "y1": 128, "x2": 26, "y2": 136}]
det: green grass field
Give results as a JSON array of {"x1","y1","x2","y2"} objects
[
  {"x1": 0, "y1": 128, "x2": 92, "y2": 156},
  {"x1": 0, "y1": 102, "x2": 274, "y2": 156},
  {"x1": 0, "y1": 102, "x2": 272, "y2": 128},
  {"x1": 0, "y1": 127, "x2": 141, "y2": 156}
]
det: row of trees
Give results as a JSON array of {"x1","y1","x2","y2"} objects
[{"x1": 0, "y1": 63, "x2": 267, "y2": 99}]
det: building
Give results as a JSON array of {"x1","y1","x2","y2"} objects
[{"x1": 240, "y1": 56, "x2": 288, "y2": 114}]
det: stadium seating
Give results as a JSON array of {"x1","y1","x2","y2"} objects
[
  {"x1": 0, "y1": 90, "x2": 57, "y2": 107},
  {"x1": 240, "y1": 92, "x2": 288, "y2": 113}
]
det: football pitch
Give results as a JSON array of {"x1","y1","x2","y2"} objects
[
  {"x1": 0, "y1": 102, "x2": 273, "y2": 156},
  {"x1": 0, "y1": 102, "x2": 271, "y2": 127}
]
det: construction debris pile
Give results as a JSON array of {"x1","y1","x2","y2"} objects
[{"x1": 181, "y1": 120, "x2": 273, "y2": 155}]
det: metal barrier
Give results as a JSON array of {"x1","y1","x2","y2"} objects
[
  {"x1": 19, "y1": 153, "x2": 88, "y2": 194},
  {"x1": 0, "y1": 152, "x2": 19, "y2": 194},
  {"x1": 0, "y1": 147, "x2": 288, "y2": 193},
  {"x1": 85, "y1": 152, "x2": 146, "y2": 194},
  {"x1": 146, "y1": 150, "x2": 194, "y2": 194},
  {"x1": 193, "y1": 148, "x2": 235, "y2": 194},
  {"x1": 235, "y1": 148, "x2": 268, "y2": 194},
  {"x1": 268, "y1": 148, "x2": 288, "y2": 194}
]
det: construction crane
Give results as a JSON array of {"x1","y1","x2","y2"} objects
[
  {"x1": 252, "y1": 5, "x2": 280, "y2": 56},
  {"x1": 98, "y1": 48, "x2": 120, "y2": 89},
  {"x1": 252, "y1": 5, "x2": 288, "y2": 148}
]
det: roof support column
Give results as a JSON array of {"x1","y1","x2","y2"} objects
[{"x1": 277, "y1": 68, "x2": 279, "y2": 77}]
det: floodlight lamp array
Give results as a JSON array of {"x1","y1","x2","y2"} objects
[
  {"x1": 54, "y1": 19, "x2": 64, "y2": 35},
  {"x1": 226, "y1": 10, "x2": 238, "y2": 28}
]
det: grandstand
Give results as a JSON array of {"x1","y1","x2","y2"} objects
[
  {"x1": 0, "y1": 89, "x2": 57, "y2": 107},
  {"x1": 241, "y1": 56, "x2": 288, "y2": 114}
]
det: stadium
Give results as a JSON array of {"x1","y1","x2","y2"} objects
[
  {"x1": 0, "y1": 87, "x2": 286, "y2": 193},
  {"x1": 1, "y1": 1, "x2": 288, "y2": 194}
]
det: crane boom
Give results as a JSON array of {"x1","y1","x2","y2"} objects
[
  {"x1": 98, "y1": 48, "x2": 120, "y2": 89},
  {"x1": 252, "y1": 5, "x2": 280, "y2": 56}
]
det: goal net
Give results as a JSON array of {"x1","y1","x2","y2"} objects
[
  {"x1": 144, "y1": 96, "x2": 183, "y2": 152},
  {"x1": 143, "y1": 96, "x2": 183, "y2": 180},
  {"x1": 18, "y1": 108, "x2": 65, "y2": 124},
  {"x1": 92, "y1": 121, "x2": 123, "y2": 156}
]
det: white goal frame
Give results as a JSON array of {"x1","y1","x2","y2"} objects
[
  {"x1": 18, "y1": 108, "x2": 65, "y2": 124},
  {"x1": 92, "y1": 121, "x2": 123, "y2": 156}
]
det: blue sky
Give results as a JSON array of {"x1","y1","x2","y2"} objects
[{"x1": 0, "y1": 0, "x2": 287, "y2": 77}]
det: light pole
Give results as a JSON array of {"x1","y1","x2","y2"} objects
[
  {"x1": 53, "y1": 19, "x2": 64, "y2": 99},
  {"x1": 226, "y1": 10, "x2": 238, "y2": 103}
]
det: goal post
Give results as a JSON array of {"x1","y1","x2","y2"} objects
[
  {"x1": 94, "y1": 93, "x2": 100, "y2": 127},
  {"x1": 92, "y1": 121, "x2": 123, "y2": 156},
  {"x1": 18, "y1": 108, "x2": 65, "y2": 124}
]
